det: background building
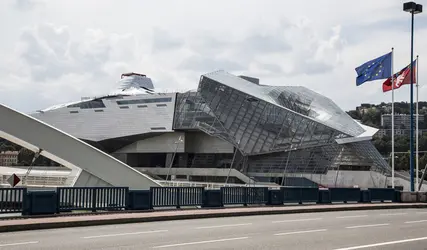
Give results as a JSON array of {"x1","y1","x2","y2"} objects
[
  {"x1": 381, "y1": 114, "x2": 424, "y2": 129},
  {"x1": 0, "y1": 151, "x2": 18, "y2": 166},
  {"x1": 380, "y1": 114, "x2": 425, "y2": 137}
]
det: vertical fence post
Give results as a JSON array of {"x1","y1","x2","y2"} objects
[
  {"x1": 149, "y1": 188, "x2": 153, "y2": 210},
  {"x1": 56, "y1": 187, "x2": 60, "y2": 214},
  {"x1": 243, "y1": 187, "x2": 248, "y2": 207},
  {"x1": 22, "y1": 188, "x2": 28, "y2": 215},
  {"x1": 176, "y1": 188, "x2": 181, "y2": 209},
  {"x1": 125, "y1": 187, "x2": 130, "y2": 210},
  {"x1": 91, "y1": 188, "x2": 97, "y2": 212}
]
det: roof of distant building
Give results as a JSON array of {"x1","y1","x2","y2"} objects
[{"x1": 0, "y1": 151, "x2": 19, "y2": 155}]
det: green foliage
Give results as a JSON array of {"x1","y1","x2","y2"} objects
[
  {"x1": 361, "y1": 108, "x2": 382, "y2": 128},
  {"x1": 349, "y1": 101, "x2": 427, "y2": 171}
]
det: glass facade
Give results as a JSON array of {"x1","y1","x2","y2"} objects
[{"x1": 173, "y1": 70, "x2": 391, "y2": 176}]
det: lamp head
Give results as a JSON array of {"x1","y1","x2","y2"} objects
[
  {"x1": 415, "y1": 4, "x2": 423, "y2": 14},
  {"x1": 404, "y1": 2, "x2": 423, "y2": 14}
]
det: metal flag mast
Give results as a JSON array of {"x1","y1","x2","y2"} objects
[
  {"x1": 416, "y1": 55, "x2": 419, "y2": 190},
  {"x1": 391, "y1": 48, "x2": 395, "y2": 188}
]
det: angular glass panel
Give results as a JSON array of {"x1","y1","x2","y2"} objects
[{"x1": 202, "y1": 71, "x2": 365, "y2": 137}]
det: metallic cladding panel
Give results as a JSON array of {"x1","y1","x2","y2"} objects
[
  {"x1": 31, "y1": 93, "x2": 177, "y2": 141},
  {"x1": 114, "y1": 132, "x2": 186, "y2": 153}
]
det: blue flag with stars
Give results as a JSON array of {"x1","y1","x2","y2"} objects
[{"x1": 355, "y1": 52, "x2": 392, "y2": 86}]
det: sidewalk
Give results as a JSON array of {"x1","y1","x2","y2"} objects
[{"x1": 0, "y1": 203, "x2": 426, "y2": 233}]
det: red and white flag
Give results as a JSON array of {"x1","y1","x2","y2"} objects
[{"x1": 382, "y1": 61, "x2": 417, "y2": 92}]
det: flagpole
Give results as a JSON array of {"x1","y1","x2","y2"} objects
[
  {"x1": 391, "y1": 48, "x2": 395, "y2": 189},
  {"x1": 416, "y1": 55, "x2": 419, "y2": 191}
]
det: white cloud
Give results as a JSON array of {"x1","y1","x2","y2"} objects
[
  {"x1": 12, "y1": 0, "x2": 40, "y2": 10},
  {"x1": 0, "y1": 0, "x2": 426, "y2": 113}
]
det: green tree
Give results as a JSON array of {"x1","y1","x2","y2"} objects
[
  {"x1": 395, "y1": 153, "x2": 410, "y2": 171},
  {"x1": 347, "y1": 110, "x2": 361, "y2": 120},
  {"x1": 373, "y1": 136, "x2": 391, "y2": 155},
  {"x1": 361, "y1": 108, "x2": 381, "y2": 128}
]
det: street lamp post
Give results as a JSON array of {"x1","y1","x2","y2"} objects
[{"x1": 403, "y1": 2, "x2": 422, "y2": 192}]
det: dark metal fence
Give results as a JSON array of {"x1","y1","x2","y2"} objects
[
  {"x1": 369, "y1": 188, "x2": 396, "y2": 202},
  {"x1": 0, "y1": 186, "x2": 402, "y2": 215},
  {"x1": 221, "y1": 187, "x2": 246, "y2": 205},
  {"x1": 150, "y1": 187, "x2": 203, "y2": 208},
  {"x1": 282, "y1": 187, "x2": 319, "y2": 203},
  {"x1": 246, "y1": 187, "x2": 269, "y2": 205},
  {"x1": 57, "y1": 187, "x2": 128, "y2": 212},
  {"x1": 329, "y1": 188, "x2": 361, "y2": 203},
  {"x1": 221, "y1": 187, "x2": 268, "y2": 205},
  {"x1": 0, "y1": 188, "x2": 26, "y2": 213}
]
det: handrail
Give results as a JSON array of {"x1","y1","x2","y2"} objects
[{"x1": 157, "y1": 180, "x2": 279, "y2": 189}]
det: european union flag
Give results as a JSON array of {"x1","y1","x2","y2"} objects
[{"x1": 355, "y1": 52, "x2": 392, "y2": 86}]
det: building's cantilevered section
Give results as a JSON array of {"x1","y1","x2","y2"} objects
[{"x1": 0, "y1": 103, "x2": 161, "y2": 189}]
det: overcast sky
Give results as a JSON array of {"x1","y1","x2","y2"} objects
[{"x1": 1, "y1": 0, "x2": 426, "y2": 113}]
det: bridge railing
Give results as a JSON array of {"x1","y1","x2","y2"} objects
[
  {"x1": 0, "y1": 188, "x2": 26, "y2": 213},
  {"x1": 57, "y1": 187, "x2": 128, "y2": 212},
  {"x1": 221, "y1": 187, "x2": 268, "y2": 205},
  {"x1": 150, "y1": 187, "x2": 204, "y2": 208},
  {"x1": 0, "y1": 186, "x2": 402, "y2": 215}
]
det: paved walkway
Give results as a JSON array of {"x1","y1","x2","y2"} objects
[{"x1": 0, "y1": 203, "x2": 426, "y2": 232}]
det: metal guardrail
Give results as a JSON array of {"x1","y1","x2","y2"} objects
[
  {"x1": 282, "y1": 187, "x2": 319, "y2": 203},
  {"x1": 246, "y1": 187, "x2": 269, "y2": 204},
  {"x1": 57, "y1": 187, "x2": 128, "y2": 212},
  {"x1": 157, "y1": 180, "x2": 279, "y2": 189},
  {"x1": 369, "y1": 188, "x2": 396, "y2": 202},
  {"x1": 221, "y1": 187, "x2": 246, "y2": 205},
  {"x1": 150, "y1": 187, "x2": 203, "y2": 208},
  {"x1": 0, "y1": 187, "x2": 401, "y2": 215},
  {"x1": 221, "y1": 187, "x2": 268, "y2": 205},
  {"x1": 329, "y1": 188, "x2": 361, "y2": 203},
  {"x1": 0, "y1": 188, "x2": 26, "y2": 213}
]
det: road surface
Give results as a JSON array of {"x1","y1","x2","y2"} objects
[{"x1": 2, "y1": 208, "x2": 427, "y2": 249}]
